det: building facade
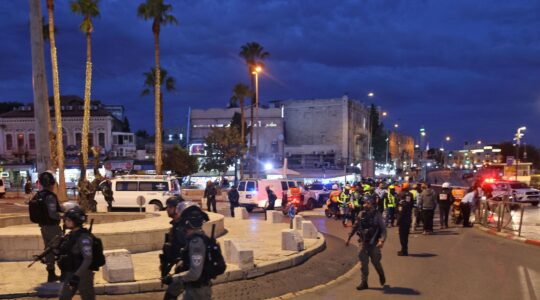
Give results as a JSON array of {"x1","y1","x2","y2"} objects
[
  {"x1": 0, "y1": 95, "x2": 131, "y2": 162},
  {"x1": 275, "y1": 95, "x2": 371, "y2": 169},
  {"x1": 189, "y1": 107, "x2": 285, "y2": 163},
  {"x1": 388, "y1": 131, "x2": 415, "y2": 168}
]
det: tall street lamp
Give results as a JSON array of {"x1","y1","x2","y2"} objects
[{"x1": 253, "y1": 66, "x2": 262, "y2": 178}]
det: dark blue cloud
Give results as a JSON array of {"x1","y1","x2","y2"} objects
[{"x1": 1, "y1": 0, "x2": 540, "y2": 149}]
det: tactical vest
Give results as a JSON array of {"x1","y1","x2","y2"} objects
[
  {"x1": 385, "y1": 192, "x2": 396, "y2": 208},
  {"x1": 357, "y1": 209, "x2": 380, "y2": 244}
]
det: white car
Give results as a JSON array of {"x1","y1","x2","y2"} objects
[
  {"x1": 95, "y1": 175, "x2": 181, "y2": 211},
  {"x1": 237, "y1": 179, "x2": 298, "y2": 212},
  {"x1": 489, "y1": 181, "x2": 540, "y2": 206},
  {"x1": 304, "y1": 183, "x2": 330, "y2": 208}
]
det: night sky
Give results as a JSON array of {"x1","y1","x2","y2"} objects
[{"x1": 1, "y1": 0, "x2": 540, "y2": 148}]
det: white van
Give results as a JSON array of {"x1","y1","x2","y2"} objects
[
  {"x1": 237, "y1": 179, "x2": 297, "y2": 212},
  {"x1": 94, "y1": 175, "x2": 181, "y2": 211}
]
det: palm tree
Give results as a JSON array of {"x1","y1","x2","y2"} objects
[
  {"x1": 42, "y1": 17, "x2": 58, "y2": 43},
  {"x1": 137, "y1": 0, "x2": 178, "y2": 175},
  {"x1": 46, "y1": 0, "x2": 68, "y2": 200},
  {"x1": 70, "y1": 0, "x2": 100, "y2": 171},
  {"x1": 239, "y1": 42, "x2": 269, "y2": 177},
  {"x1": 41, "y1": 16, "x2": 57, "y2": 169},
  {"x1": 141, "y1": 67, "x2": 176, "y2": 132},
  {"x1": 230, "y1": 83, "x2": 251, "y2": 179},
  {"x1": 29, "y1": 0, "x2": 52, "y2": 174}
]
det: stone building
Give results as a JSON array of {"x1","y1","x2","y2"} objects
[
  {"x1": 274, "y1": 95, "x2": 371, "y2": 169},
  {"x1": 388, "y1": 131, "x2": 415, "y2": 168}
]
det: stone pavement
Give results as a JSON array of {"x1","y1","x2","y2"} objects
[{"x1": 0, "y1": 212, "x2": 324, "y2": 298}]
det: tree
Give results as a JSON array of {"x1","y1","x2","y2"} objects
[
  {"x1": 71, "y1": 0, "x2": 100, "y2": 170},
  {"x1": 42, "y1": 17, "x2": 57, "y2": 43},
  {"x1": 29, "y1": 0, "x2": 52, "y2": 175},
  {"x1": 369, "y1": 104, "x2": 388, "y2": 163},
  {"x1": 122, "y1": 117, "x2": 130, "y2": 132},
  {"x1": 45, "y1": 0, "x2": 68, "y2": 200},
  {"x1": 163, "y1": 146, "x2": 198, "y2": 183},
  {"x1": 137, "y1": 0, "x2": 178, "y2": 175},
  {"x1": 229, "y1": 83, "x2": 251, "y2": 179},
  {"x1": 239, "y1": 42, "x2": 269, "y2": 177},
  {"x1": 202, "y1": 127, "x2": 242, "y2": 177}
]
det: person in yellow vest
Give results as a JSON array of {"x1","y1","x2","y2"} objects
[
  {"x1": 350, "y1": 185, "x2": 363, "y2": 225},
  {"x1": 384, "y1": 185, "x2": 397, "y2": 227},
  {"x1": 327, "y1": 184, "x2": 342, "y2": 219},
  {"x1": 340, "y1": 185, "x2": 352, "y2": 226}
]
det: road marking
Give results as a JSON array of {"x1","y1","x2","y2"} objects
[{"x1": 519, "y1": 265, "x2": 539, "y2": 300}]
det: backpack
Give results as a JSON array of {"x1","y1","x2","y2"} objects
[
  {"x1": 69, "y1": 228, "x2": 106, "y2": 271},
  {"x1": 29, "y1": 190, "x2": 58, "y2": 225},
  {"x1": 194, "y1": 233, "x2": 226, "y2": 280}
]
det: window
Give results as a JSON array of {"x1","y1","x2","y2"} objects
[
  {"x1": 139, "y1": 181, "x2": 168, "y2": 191},
  {"x1": 288, "y1": 181, "x2": 297, "y2": 188},
  {"x1": 238, "y1": 181, "x2": 246, "y2": 191},
  {"x1": 98, "y1": 133, "x2": 105, "y2": 147},
  {"x1": 115, "y1": 181, "x2": 138, "y2": 191},
  {"x1": 29, "y1": 133, "x2": 36, "y2": 150},
  {"x1": 246, "y1": 181, "x2": 256, "y2": 192},
  {"x1": 281, "y1": 181, "x2": 288, "y2": 190},
  {"x1": 17, "y1": 134, "x2": 24, "y2": 151},
  {"x1": 88, "y1": 133, "x2": 94, "y2": 147},
  {"x1": 5, "y1": 134, "x2": 12, "y2": 150},
  {"x1": 75, "y1": 133, "x2": 82, "y2": 147}
]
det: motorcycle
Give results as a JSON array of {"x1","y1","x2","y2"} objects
[{"x1": 324, "y1": 200, "x2": 341, "y2": 219}]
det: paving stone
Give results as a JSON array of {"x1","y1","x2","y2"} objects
[
  {"x1": 102, "y1": 249, "x2": 135, "y2": 283},
  {"x1": 281, "y1": 229, "x2": 305, "y2": 251},
  {"x1": 301, "y1": 220, "x2": 318, "y2": 239}
]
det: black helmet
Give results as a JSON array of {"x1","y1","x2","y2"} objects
[
  {"x1": 165, "y1": 196, "x2": 185, "y2": 208},
  {"x1": 64, "y1": 206, "x2": 87, "y2": 226},
  {"x1": 177, "y1": 201, "x2": 209, "y2": 229},
  {"x1": 39, "y1": 171, "x2": 56, "y2": 188}
]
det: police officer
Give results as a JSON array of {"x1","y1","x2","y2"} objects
[
  {"x1": 163, "y1": 202, "x2": 211, "y2": 300},
  {"x1": 340, "y1": 185, "x2": 352, "y2": 226},
  {"x1": 227, "y1": 186, "x2": 240, "y2": 217},
  {"x1": 346, "y1": 197, "x2": 386, "y2": 290},
  {"x1": 162, "y1": 196, "x2": 188, "y2": 297},
  {"x1": 37, "y1": 171, "x2": 63, "y2": 282},
  {"x1": 100, "y1": 179, "x2": 114, "y2": 212},
  {"x1": 438, "y1": 182, "x2": 454, "y2": 229},
  {"x1": 383, "y1": 185, "x2": 397, "y2": 227},
  {"x1": 57, "y1": 207, "x2": 94, "y2": 300},
  {"x1": 397, "y1": 183, "x2": 414, "y2": 256}
]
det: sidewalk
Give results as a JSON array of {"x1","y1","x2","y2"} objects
[{"x1": 0, "y1": 214, "x2": 325, "y2": 298}]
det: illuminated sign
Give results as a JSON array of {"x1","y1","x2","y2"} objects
[{"x1": 189, "y1": 144, "x2": 206, "y2": 156}]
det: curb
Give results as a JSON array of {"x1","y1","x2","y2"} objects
[
  {"x1": 475, "y1": 225, "x2": 540, "y2": 247},
  {"x1": 0, "y1": 232, "x2": 326, "y2": 298}
]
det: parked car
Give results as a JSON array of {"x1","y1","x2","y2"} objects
[
  {"x1": 237, "y1": 179, "x2": 298, "y2": 212},
  {"x1": 94, "y1": 175, "x2": 181, "y2": 211},
  {"x1": 304, "y1": 183, "x2": 330, "y2": 208},
  {"x1": 486, "y1": 180, "x2": 540, "y2": 206}
]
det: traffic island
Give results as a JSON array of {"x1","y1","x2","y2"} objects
[{"x1": 0, "y1": 213, "x2": 325, "y2": 297}]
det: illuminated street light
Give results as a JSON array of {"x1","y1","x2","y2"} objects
[
  {"x1": 382, "y1": 111, "x2": 387, "y2": 117},
  {"x1": 477, "y1": 140, "x2": 482, "y2": 145},
  {"x1": 253, "y1": 65, "x2": 263, "y2": 178},
  {"x1": 394, "y1": 123, "x2": 399, "y2": 128},
  {"x1": 368, "y1": 92, "x2": 374, "y2": 97},
  {"x1": 264, "y1": 162, "x2": 273, "y2": 171},
  {"x1": 445, "y1": 136, "x2": 451, "y2": 141}
]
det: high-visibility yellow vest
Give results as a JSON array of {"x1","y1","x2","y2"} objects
[{"x1": 385, "y1": 191, "x2": 396, "y2": 208}]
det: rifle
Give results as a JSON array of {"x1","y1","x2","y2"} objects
[{"x1": 28, "y1": 234, "x2": 63, "y2": 268}]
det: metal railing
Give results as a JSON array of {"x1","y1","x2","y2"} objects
[{"x1": 476, "y1": 197, "x2": 526, "y2": 237}]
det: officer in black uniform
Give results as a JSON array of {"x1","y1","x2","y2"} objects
[
  {"x1": 37, "y1": 171, "x2": 63, "y2": 282},
  {"x1": 163, "y1": 201, "x2": 211, "y2": 300},
  {"x1": 397, "y1": 183, "x2": 414, "y2": 256},
  {"x1": 161, "y1": 196, "x2": 188, "y2": 297},
  {"x1": 57, "y1": 207, "x2": 95, "y2": 300},
  {"x1": 347, "y1": 196, "x2": 387, "y2": 290}
]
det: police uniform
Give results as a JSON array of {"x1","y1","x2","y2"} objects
[
  {"x1": 384, "y1": 189, "x2": 397, "y2": 227},
  {"x1": 163, "y1": 218, "x2": 189, "y2": 297},
  {"x1": 58, "y1": 229, "x2": 95, "y2": 300},
  {"x1": 351, "y1": 205, "x2": 387, "y2": 289},
  {"x1": 167, "y1": 230, "x2": 211, "y2": 300},
  {"x1": 39, "y1": 190, "x2": 63, "y2": 281},
  {"x1": 397, "y1": 189, "x2": 414, "y2": 256}
]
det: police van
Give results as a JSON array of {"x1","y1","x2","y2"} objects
[
  {"x1": 237, "y1": 179, "x2": 298, "y2": 212},
  {"x1": 94, "y1": 175, "x2": 181, "y2": 211}
]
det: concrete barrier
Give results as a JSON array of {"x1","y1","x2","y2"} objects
[
  {"x1": 234, "y1": 207, "x2": 249, "y2": 220},
  {"x1": 302, "y1": 221, "x2": 318, "y2": 239},
  {"x1": 281, "y1": 229, "x2": 305, "y2": 251},
  {"x1": 293, "y1": 215, "x2": 304, "y2": 230},
  {"x1": 103, "y1": 249, "x2": 135, "y2": 283},
  {"x1": 267, "y1": 210, "x2": 284, "y2": 224},
  {"x1": 223, "y1": 239, "x2": 254, "y2": 270}
]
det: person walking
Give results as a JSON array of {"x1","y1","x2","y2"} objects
[
  {"x1": 460, "y1": 188, "x2": 476, "y2": 227},
  {"x1": 265, "y1": 186, "x2": 277, "y2": 211},
  {"x1": 57, "y1": 207, "x2": 95, "y2": 300},
  {"x1": 340, "y1": 185, "x2": 353, "y2": 226},
  {"x1": 397, "y1": 183, "x2": 414, "y2": 256},
  {"x1": 438, "y1": 182, "x2": 454, "y2": 229},
  {"x1": 346, "y1": 197, "x2": 386, "y2": 290},
  {"x1": 204, "y1": 181, "x2": 217, "y2": 213},
  {"x1": 100, "y1": 179, "x2": 114, "y2": 212},
  {"x1": 374, "y1": 182, "x2": 386, "y2": 214},
  {"x1": 383, "y1": 185, "x2": 397, "y2": 227},
  {"x1": 31, "y1": 171, "x2": 63, "y2": 283},
  {"x1": 227, "y1": 186, "x2": 240, "y2": 217},
  {"x1": 420, "y1": 183, "x2": 437, "y2": 234},
  {"x1": 163, "y1": 202, "x2": 215, "y2": 300}
]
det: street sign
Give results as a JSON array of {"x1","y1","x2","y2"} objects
[
  {"x1": 136, "y1": 196, "x2": 146, "y2": 213},
  {"x1": 506, "y1": 156, "x2": 514, "y2": 166}
]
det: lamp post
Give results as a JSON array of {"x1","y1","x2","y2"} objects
[
  {"x1": 253, "y1": 66, "x2": 262, "y2": 179},
  {"x1": 514, "y1": 126, "x2": 526, "y2": 181}
]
